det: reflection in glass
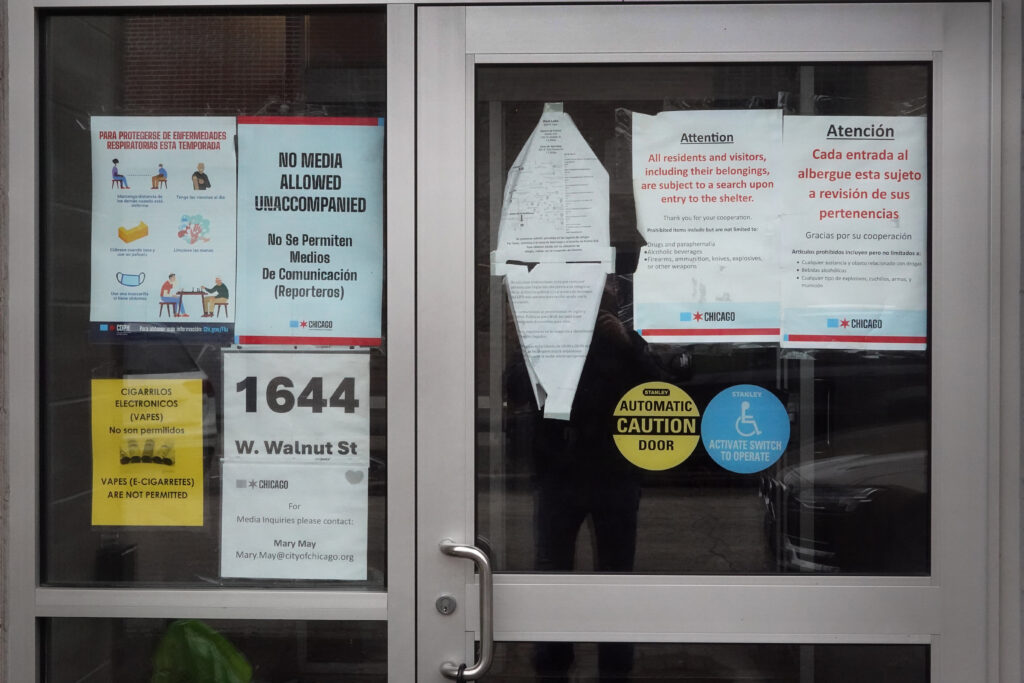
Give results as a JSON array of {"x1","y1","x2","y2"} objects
[
  {"x1": 515, "y1": 279, "x2": 661, "y2": 575},
  {"x1": 487, "y1": 642, "x2": 928, "y2": 682},
  {"x1": 44, "y1": 618, "x2": 386, "y2": 683},
  {"x1": 475, "y1": 64, "x2": 930, "y2": 575}
]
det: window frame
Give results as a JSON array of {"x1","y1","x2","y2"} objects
[{"x1": 6, "y1": 3, "x2": 416, "y2": 681}]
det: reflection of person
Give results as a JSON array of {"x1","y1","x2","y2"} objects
[
  {"x1": 151, "y1": 163, "x2": 168, "y2": 189},
  {"x1": 506, "y1": 278, "x2": 665, "y2": 683},
  {"x1": 111, "y1": 158, "x2": 130, "y2": 188},
  {"x1": 191, "y1": 163, "x2": 211, "y2": 190},
  {"x1": 202, "y1": 277, "x2": 229, "y2": 316},
  {"x1": 160, "y1": 273, "x2": 187, "y2": 317}
]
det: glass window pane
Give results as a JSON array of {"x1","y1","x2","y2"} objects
[
  {"x1": 475, "y1": 63, "x2": 930, "y2": 575},
  {"x1": 486, "y1": 641, "x2": 928, "y2": 681},
  {"x1": 44, "y1": 618, "x2": 386, "y2": 682},
  {"x1": 40, "y1": 10, "x2": 388, "y2": 587}
]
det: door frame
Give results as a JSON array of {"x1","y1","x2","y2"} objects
[
  {"x1": 1, "y1": 1, "x2": 1020, "y2": 682},
  {"x1": 415, "y1": 3, "x2": 1020, "y2": 682}
]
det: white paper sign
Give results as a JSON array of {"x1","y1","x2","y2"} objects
[
  {"x1": 494, "y1": 104, "x2": 611, "y2": 265},
  {"x1": 631, "y1": 110, "x2": 783, "y2": 343},
  {"x1": 781, "y1": 116, "x2": 928, "y2": 350},
  {"x1": 220, "y1": 350, "x2": 370, "y2": 580},
  {"x1": 220, "y1": 461, "x2": 368, "y2": 580},
  {"x1": 222, "y1": 351, "x2": 369, "y2": 465},
  {"x1": 89, "y1": 116, "x2": 237, "y2": 340},
  {"x1": 505, "y1": 263, "x2": 607, "y2": 420},
  {"x1": 494, "y1": 104, "x2": 613, "y2": 421}
]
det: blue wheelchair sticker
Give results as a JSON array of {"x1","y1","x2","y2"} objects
[{"x1": 701, "y1": 384, "x2": 790, "y2": 474}]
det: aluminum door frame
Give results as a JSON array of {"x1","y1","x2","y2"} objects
[{"x1": 416, "y1": 4, "x2": 1001, "y2": 682}]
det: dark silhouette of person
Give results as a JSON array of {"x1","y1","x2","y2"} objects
[{"x1": 506, "y1": 276, "x2": 666, "y2": 682}]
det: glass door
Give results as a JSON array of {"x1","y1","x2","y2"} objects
[{"x1": 417, "y1": 4, "x2": 993, "y2": 681}]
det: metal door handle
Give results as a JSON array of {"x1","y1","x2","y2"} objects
[{"x1": 439, "y1": 540, "x2": 494, "y2": 681}]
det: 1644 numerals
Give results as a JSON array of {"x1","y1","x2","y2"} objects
[{"x1": 236, "y1": 376, "x2": 359, "y2": 414}]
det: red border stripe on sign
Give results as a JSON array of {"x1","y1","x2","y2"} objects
[
  {"x1": 237, "y1": 336, "x2": 383, "y2": 346},
  {"x1": 236, "y1": 116, "x2": 380, "y2": 126},
  {"x1": 642, "y1": 328, "x2": 780, "y2": 336},
  {"x1": 786, "y1": 334, "x2": 927, "y2": 344}
]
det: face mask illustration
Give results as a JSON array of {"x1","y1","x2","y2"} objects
[{"x1": 116, "y1": 271, "x2": 146, "y2": 287}]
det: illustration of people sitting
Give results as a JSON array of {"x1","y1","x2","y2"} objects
[
  {"x1": 202, "y1": 277, "x2": 229, "y2": 317},
  {"x1": 160, "y1": 273, "x2": 187, "y2": 317},
  {"x1": 111, "y1": 158, "x2": 130, "y2": 189},
  {"x1": 151, "y1": 163, "x2": 168, "y2": 189},
  {"x1": 192, "y1": 163, "x2": 211, "y2": 190}
]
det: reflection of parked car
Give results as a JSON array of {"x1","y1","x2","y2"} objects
[{"x1": 760, "y1": 450, "x2": 928, "y2": 573}]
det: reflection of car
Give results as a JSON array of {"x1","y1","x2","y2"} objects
[{"x1": 760, "y1": 450, "x2": 928, "y2": 573}]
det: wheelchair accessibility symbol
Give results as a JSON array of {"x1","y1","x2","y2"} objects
[
  {"x1": 701, "y1": 384, "x2": 790, "y2": 474},
  {"x1": 735, "y1": 401, "x2": 762, "y2": 437}
]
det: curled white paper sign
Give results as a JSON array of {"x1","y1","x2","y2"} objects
[{"x1": 495, "y1": 104, "x2": 612, "y2": 420}]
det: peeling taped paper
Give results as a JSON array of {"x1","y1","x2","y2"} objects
[
  {"x1": 505, "y1": 264, "x2": 607, "y2": 420},
  {"x1": 495, "y1": 104, "x2": 612, "y2": 420},
  {"x1": 494, "y1": 103, "x2": 611, "y2": 266}
]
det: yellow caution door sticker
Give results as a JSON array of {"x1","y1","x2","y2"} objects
[{"x1": 612, "y1": 381, "x2": 700, "y2": 471}]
